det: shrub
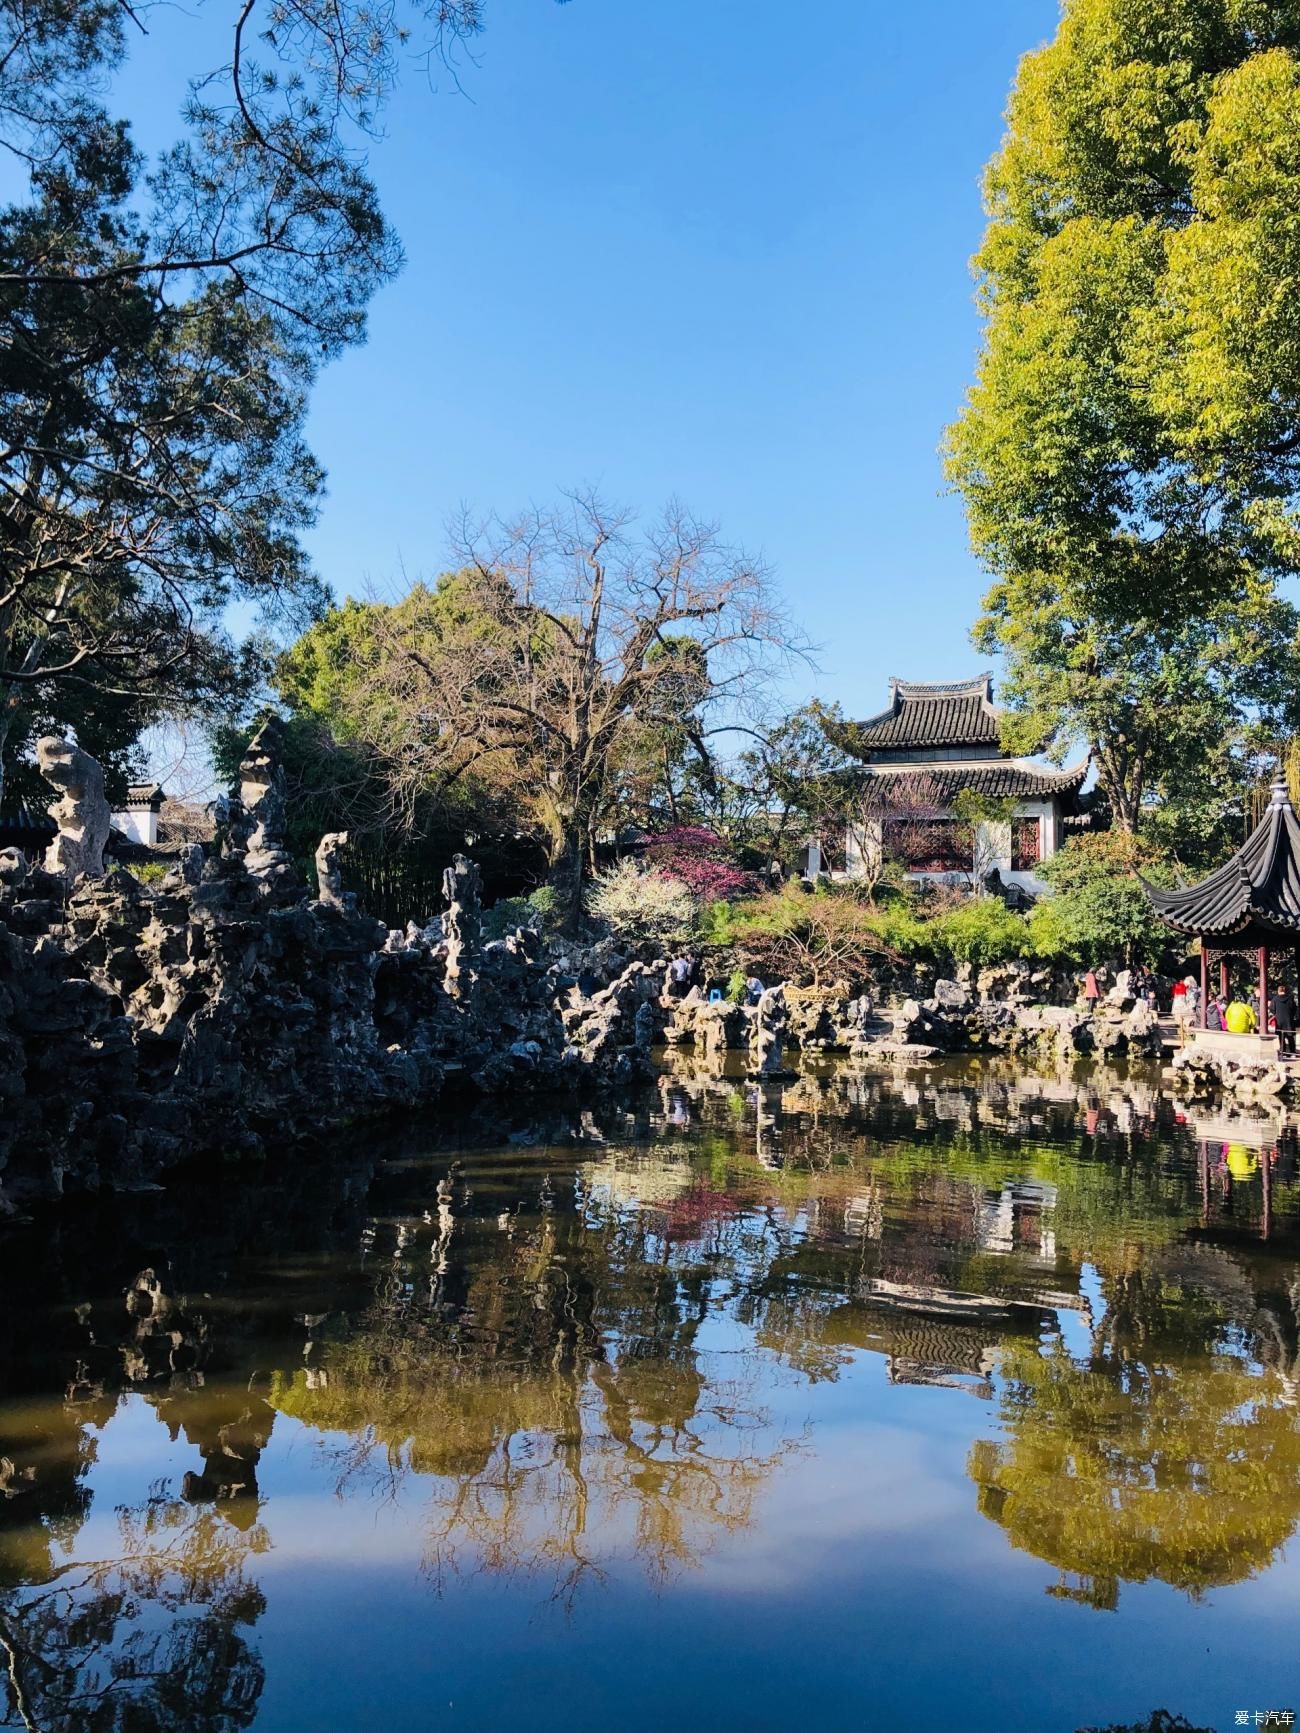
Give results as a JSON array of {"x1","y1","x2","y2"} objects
[
  {"x1": 1035, "y1": 834, "x2": 1173, "y2": 967},
  {"x1": 930, "y1": 898, "x2": 1028, "y2": 968},
  {"x1": 734, "y1": 884, "x2": 893, "y2": 989},
  {"x1": 696, "y1": 898, "x2": 743, "y2": 947},
  {"x1": 126, "y1": 861, "x2": 169, "y2": 885},
  {"x1": 483, "y1": 884, "x2": 560, "y2": 940},
  {"x1": 872, "y1": 901, "x2": 931, "y2": 958},
  {"x1": 726, "y1": 967, "x2": 748, "y2": 1004},
  {"x1": 586, "y1": 860, "x2": 698, "y2": 946}
]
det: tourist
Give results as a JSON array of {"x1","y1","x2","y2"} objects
[
  {"x1": 1182, "y1": 974, "x2": 1200, "y2": 1020},
  {"x1": 745, "y1": 973, "x2": 765, "y2": 1006},
  {"x1": 1271, "y1": 983, "x2": 1296, "y2": 1056},
  {"x1": 1082, "y1": 968, "x2": 1100, "y2": 1011},
  {"x1": 1206, "y1": 997, "x2": 1226, "y2": 1032},
  {"x1": 668, "y1": 954, "x2": 692, "y2": 998},
  {"x1": 1225, "y1": 997, "x2": 1258, "y2": 1035},
  {"x1": 1171, "y1": 978, "x2": 1190, "y2": 1044}
]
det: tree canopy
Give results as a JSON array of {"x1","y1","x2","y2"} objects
[
  {"x1": 946, "y1": 0, "x2": 1300, "y2": 841},
  {"x1": 275, "y1": 493, "x2": 797, "y2": 929},
  {"x1": 0, "y1": 0, "x2": 535, "y2": 805}
]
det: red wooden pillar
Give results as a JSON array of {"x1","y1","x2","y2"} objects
[
  {"x1": 1199, "y1": 945, "x2": 1208, "y2": 1029},
  {"x1": 1259, "y1": 945, "x2": 1269, "y2": 1032},
  {"x1": 1220, "y1": 957, "x2": 1230, "y2": 1000}
]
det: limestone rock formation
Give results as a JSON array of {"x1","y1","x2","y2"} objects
[
  {"x1": 37, "y1": 736, "x2": 110, "y2": 883},
  {"x1": 0, "y1": 746, "x2": 665, "y2": 1209},
  {"x1": 237, "y1": 719, "x2": 296, "y2": 895},
  {"x1": 750, "y1": 985, "x2": 793, "y2": 1078},
  {"x1": 316, "y1": 831, "x2": 351, "y2": 909},
  {"x1": 442, "y1": 852, "x2": 482, "y2": 994}
]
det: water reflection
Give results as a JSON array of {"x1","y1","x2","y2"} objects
[
  {"x1": 0, "y1": 1059, "x2": 1296, "y2": 1727},
  {"x1": 270, "y1": 1166, "x2": 796, "y2": 1600}
]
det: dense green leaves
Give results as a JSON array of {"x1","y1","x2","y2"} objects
[{"x1": 948, "y1": 0, "x2": 1300, "y2": 845}]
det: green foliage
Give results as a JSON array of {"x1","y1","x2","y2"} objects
[
  {"x1": 125, "y1": 861, "x2": 169, "y2": 886},
  {"x1": 726, "y1": 968, "x2": 748, "y2": 1004},
  {"x1": 929, "y1": 897, "x2": 1028, "y2": 968},
  {"x1": 696, "y1": 898, "x2": 744, "y2": 947},
  {"x1": 0, "y1": 3, "x2": 499, "y2": 799},
  {"x1": 482, "y1": 885, "x2": 559, "y2": 940},
  {"x1": 946, "y1": 0, "x2": 1300, "y2": 842},
  {"x1": 731, "y1": 883, "x2": 891, "y2": 989},
  {"x1": 871, "y1": 902, "x2": 932, "y2": 958},
  {"x1": 1033, "y1": 833, "x2": 1175, "y2": 966}
]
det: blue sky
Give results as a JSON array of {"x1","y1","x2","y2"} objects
[{"x1": 128, "y1": 0, "x2": 1061, "y2": 728}]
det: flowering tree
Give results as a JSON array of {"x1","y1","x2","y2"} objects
[
  {"x1": 643, "y1": 827, "x2": 760, "y2": 901},
  {"x1": 586, "y1": 861, "x2": 698, "y2": 947}
]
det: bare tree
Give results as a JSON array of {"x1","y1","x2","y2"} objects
[{"x1": 359, "y1": 491, "x2": 800, "y2": 930}]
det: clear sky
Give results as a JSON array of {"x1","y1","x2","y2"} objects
[{"x1": 122, "y1": 0, "x2": 1062, "y2": 730}]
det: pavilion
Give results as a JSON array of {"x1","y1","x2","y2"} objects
[
  {"x1": 1144, "y1": 776, "x2": 1300, "y2": 1054},
  {"x1": 820, "y1": 674, "x2": 1089, "y2": 895}
]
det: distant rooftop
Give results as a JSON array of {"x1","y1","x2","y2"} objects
[{"x1": 827, "y1": 674, "x2": 1003, "y2": 759}]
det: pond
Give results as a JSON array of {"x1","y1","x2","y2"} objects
[{"x1": 1, "y1": 1057, "x2": 1297, "y2": 1733}]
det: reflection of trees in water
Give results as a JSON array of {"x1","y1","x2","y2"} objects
[
  {"x1": 0, "y1": 1474, "x2": 269, "y2": 1733},
  {"x1": 0, "y1": 1261, "x2": 273, "y2": 1732},
  {"x1": 0, "y1": 1054, "x2": 1298, "y2": 1718},
  {"x1": 970, "y1": 1264, "x2": 1300, "y2": 1610},
  {"x1": 271, "y1": 1186, "x2": 798, "y2": 1603}
]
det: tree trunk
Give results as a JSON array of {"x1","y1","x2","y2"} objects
[
  {"x1": 1093, "y1": 742, "x2": 1141, "y2": 833},
  {"x1": 549, "y1": 828, "x2": 587, "y2": 936},
  {"x1": 0, "y1": 706, "x2": 13, "y2": 814}
]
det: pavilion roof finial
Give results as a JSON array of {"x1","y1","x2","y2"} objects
[{"x1": 1270, "y1": 773, "x2": 1293, "y2": 810}]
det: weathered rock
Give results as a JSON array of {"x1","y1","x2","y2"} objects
[
  {"x1": 932, "y1": 978, "x2": 971, "y2": 1012},
  {"x1": 0, "y1": 848, "x2": 28, "y2": 889},
  {"x1": 315, "y1": 831, "x2": 351, "y2": 909},
  {"x1": 0, "y1": 792, "x2": 666, "y2": 1207},
  {"x1": 442, "y1": 852, "x2": 482, "y2": 995},
  {"x1": 38, "y1": 736, "x2": 110, "y2": 883},
  {"x1": 750, "y1": 985, "x2": 793, "y2": 1078}
]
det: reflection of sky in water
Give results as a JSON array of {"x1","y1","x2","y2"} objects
[
  {"x1": 3, "y1": 1060, "x2": 1300, "y2": 1733},
  {"x1": 62, "y1": 1372, "x2": 1298, "y2": 1733}
]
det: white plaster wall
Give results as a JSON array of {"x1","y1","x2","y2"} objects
[
  {"x1": 112, "y1": 808, "x2": 158, "y2": 847},
  {"x1": 838, "y1": 797, "x2": 1061, "y2": 895}
]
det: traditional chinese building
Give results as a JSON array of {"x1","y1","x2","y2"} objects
[
  {"x1": 819, "y1": 674, "x2": 1089, "y2": 896},
  {"x1": 1145, "y1": 774, "x2": 1300, "y2": 1059},
  {"x1": 110, "y1": 782, "x2": 166, "y2": 848}
]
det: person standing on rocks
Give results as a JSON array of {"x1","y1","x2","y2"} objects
[{"x1": 1082, "y1": 969, "x2": 1100, "y2": 1012}]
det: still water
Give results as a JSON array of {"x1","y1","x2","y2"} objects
[{"x1": 1, "y1": 1057, "x2": 1298, "y2": 1733}]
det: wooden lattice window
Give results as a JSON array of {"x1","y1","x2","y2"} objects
[
  {"x1": 1012, "y1": 816, "x2": 1041, "y2": 872},
  {"x1": 885, "y1": 817, "x2": 968, "y2": 873}
]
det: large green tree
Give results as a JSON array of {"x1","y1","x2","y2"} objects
[
  {"x1": 0, "y1": 0, "x2": 541, "y2": 807},
  {"x1": 946, "y1": 1, "x2": 1300, "y2": 837}
]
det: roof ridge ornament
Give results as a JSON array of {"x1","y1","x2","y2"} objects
[{"x1": 1270, "y1": 773, "x2": 1292, "y2": 810}]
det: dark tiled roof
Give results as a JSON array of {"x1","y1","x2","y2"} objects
[
  {"x1": 1146, "y1": 779, "x2": 1300, "y2": 938},
  {"x1": 828, "y1": 675, "x2": 1003, "y2": 757},
  {"x1": 868, "y1": 763, "x2": 1089, "y2": 802},
  {"x1": 0, "y1": 803, "x2": 55, "y2": 841}
]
